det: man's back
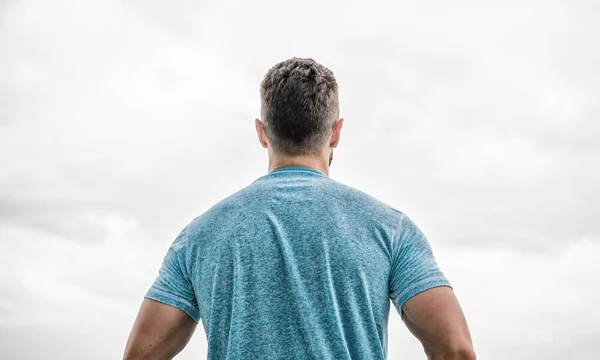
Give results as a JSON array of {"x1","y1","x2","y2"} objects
[
  {"x1": 145, "y1": 166, "x2": 451, "y2": 359},
  {"x1": 124, "y1": 58, "x2": 474, "y2": 360}
]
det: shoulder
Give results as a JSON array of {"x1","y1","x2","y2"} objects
[
  {"x1": 185, "y1": 183, "x2": 261, "y2": 232},
  {"x1": 185, "y1": 176, "x2": 407, "y2": 233},
  {"x1": 327, "y1": 177, "x2": 405, "y2": 217}
]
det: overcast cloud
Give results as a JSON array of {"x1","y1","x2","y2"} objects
[{"x1": 1, "y1": 0, "x2": 599, "y2": 359}]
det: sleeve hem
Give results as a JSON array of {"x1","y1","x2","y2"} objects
[
  {"x1": 145, "y1": 289, "x2": 201, "y2": 324},
  {"x1": 392, "y1": 277, "x2": 452, "y2": 319}
]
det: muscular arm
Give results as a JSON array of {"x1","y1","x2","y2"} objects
[
  {"x1": 123, "y1": 298, "x2": 197, "y2": 360},
  {"x1": 401, "y1": 286, "x2": 476, "y2": 360}
]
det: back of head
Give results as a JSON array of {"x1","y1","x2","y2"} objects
[{"x1": 260, "y1": 57, "x2": 339, "y2": 157}]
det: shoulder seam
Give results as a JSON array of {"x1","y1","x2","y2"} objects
[
  {"x1": 389, "y1": 211, "x2": 407, "y2": 287},
  {"x1": 183, "y1": 221, "x2": 193, "y2": 281}
]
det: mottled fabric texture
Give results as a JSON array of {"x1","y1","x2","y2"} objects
[{"x1": 145, "y1": 166, "x2": 451, "y2": 359}]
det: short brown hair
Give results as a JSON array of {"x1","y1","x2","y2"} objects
[{"x1": 260, "y1": 57, "x2": 339, "y2": 156}]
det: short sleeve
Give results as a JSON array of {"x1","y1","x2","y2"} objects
[
  {"x1": 145, "y1": 225, "x2": 201, "y2": 323},
  {"x1": 389, "y1": 213, "x2": 452, "y2": 319}
]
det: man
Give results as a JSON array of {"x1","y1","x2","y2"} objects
[{"x1": 123, "y1": 57, "x2": 476, "y2": 360}]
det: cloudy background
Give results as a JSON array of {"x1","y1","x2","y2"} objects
[{"x1": 1, "y1": 0, "x2": 598, "y2": 359}]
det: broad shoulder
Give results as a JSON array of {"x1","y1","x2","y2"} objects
[
  {"x1": 186, "y1": 176, "x2": 405, "y2": 233},
  {"x1": 326, "y1": 177, "x2": 404, "y2": 217}
]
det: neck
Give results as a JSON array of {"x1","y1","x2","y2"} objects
[{"x1": 268, "y1": 152, "x2": 330, "y2": 177}]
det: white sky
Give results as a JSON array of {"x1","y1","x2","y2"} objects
[{"x1": 1, "y1": 0, "x2": 599, "y2": 359}]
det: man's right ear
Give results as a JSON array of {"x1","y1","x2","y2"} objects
[{"x1": 255, "y1": 118, "x2": 268, "y2": 148}]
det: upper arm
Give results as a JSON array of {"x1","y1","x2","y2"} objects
[
  {"x1": 388, "y1": 213, "x2": 475, "y2": 358},
  {"x1": 124, "y1": 225, "x2": 200, "y2": 360},
  {"x1": 123, "y1": 298, "x2": 197, "y2": 360},
  {"x1": 389, "y1": 213, "x2": 452, "y2": 319},
  {"x1": 401, "y1": 286, "x2": 474, "y2": 359}
]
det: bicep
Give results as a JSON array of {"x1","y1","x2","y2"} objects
[
  {"x1": 123, "y1": 298, "x2": 197, "y2": 360},
  {"x1": 125, "y1": 225, "x2": 201, "y2": 359},
  {"x1": 389, "y1": 213, "x2": 452, "y2": 316},
  {"x1": 401, "y1": 286, "x2": 473, "y2": 356}
]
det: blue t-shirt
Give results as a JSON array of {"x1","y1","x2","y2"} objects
[{"x1": 145, "y1": 166, "x2": 451, "y2": 359}]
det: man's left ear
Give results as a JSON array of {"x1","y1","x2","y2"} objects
[{"x1": 330, "y1": 118, "x2": 344, "y2": 148}]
